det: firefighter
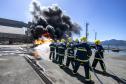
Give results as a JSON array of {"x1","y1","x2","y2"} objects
[
  {"x1": 73, "y1": 37, "x2": 94, "y2": 83},
  {"x1": 65, "y1": 37, "x2": 75, "y2": 69},
  {"x1": 58, "y1": 39, "x2": 67, "y2": 67},
  {"x1": 92, "y1": 40, "x2": 106, "y2": 73},
  {"x1": 55, "y1": 40, "x2": 60, "y2": 62},
  {"x1": 49, "y1": 40, "x2": 56, "y2": 60},
  {"x1": 74, "y1": 38, "x2": 79, "y2": 57}
]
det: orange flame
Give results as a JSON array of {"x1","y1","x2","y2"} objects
[
  {"x1": 34, "y1": 32, "x2": 52, "y2": 45},
  {"x1": 34, "y1": 39, "x2": 52, "y2": 45},
  {"x1": 43, "y1": 32, "x2": 51, "y2": 38}
]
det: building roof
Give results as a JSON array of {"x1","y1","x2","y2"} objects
[{"x1": 0, "y1": 18, "x2": 27, "y2": 28}]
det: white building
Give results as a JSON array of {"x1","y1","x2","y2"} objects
[{"x1": 0, "y1": 18, "x2": 31, "y2": 44}]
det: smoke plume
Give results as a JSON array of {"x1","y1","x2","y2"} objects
[{"x1": 29, "y1": 0, "x2": 81, "y2": 40}]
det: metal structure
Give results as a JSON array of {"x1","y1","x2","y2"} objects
[
  {"x1": 95, "y1": 32, "x2": 97, "y2": 40},
  {"x1": 86, "y1": 22, "x2": 89, "y2": 40}
]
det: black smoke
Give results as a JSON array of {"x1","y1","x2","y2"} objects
[{"x1": 29, "y1": 1, "x2": 81, "y2": 40}]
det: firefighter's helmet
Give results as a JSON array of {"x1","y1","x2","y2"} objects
[
  {"x1": 50, "y1": 39, "x2": 54, "y2": 42},
  {"x1": 80, "y1": 37, "x2": 87, "y2": 42},
  {"x1": 75, "y1": 38, "x2": 79, "y2": 42},
  {"x1": 94, "y1": 40, "x2": 101, "y2": 45},
  {"x1": 57, "y1": 40, "x2": 60, "y2": 43},
  {"x1": 68, "y1": 37, "x2": 72, "y2": 42},
  {"x1": 61, "y1": 39, "x2": 65, "y2": 43}
]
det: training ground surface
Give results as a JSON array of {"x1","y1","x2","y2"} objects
[{"x1": 0, "y1": 45, "x2": 126, "y2": 84}]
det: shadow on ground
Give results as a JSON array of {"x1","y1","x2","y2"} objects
[
  {"x1": 51, "y1": 60, "x2": 126, "y2": 84},
  {"x1": 52, "y1": 60, "x2": 94, "y2": 84},
  {"x1": 93, "y1": 69, "x2": 126, "y2": 84},
  {"x1": 61, "y1": 67, "x2": 93, "y2": 84}
]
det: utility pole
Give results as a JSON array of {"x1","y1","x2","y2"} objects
[
  {"x1": 95, "y1": 32, "x2": 97, "y2": 40},
  {"x1": 86, "y1": 22, "x2": 89, "y2": 40}
]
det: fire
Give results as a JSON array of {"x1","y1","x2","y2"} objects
[
  {"x1": 42, "y1": 32, "x2": 51, "y2": 38},
  {"x1": 33, "y1": 32, "x2": 52, "y2": 60},
  {"x1": 34, "y1": 32, "x2": 52, "y2": 45},
  {"x1": 34, "y1": 39, "x2": 51, "y2": 45}
]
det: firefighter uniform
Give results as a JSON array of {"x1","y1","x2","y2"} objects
[
  {"x1": 55, "y1": 40, "x2": 60, "y2": 62},
  {"x1": 92, "y1": 40, "x2": 106, "y2": 72},
  {"x1": 66, "y1": 42, "x2": 75, "y2": 69},
  {"x1": 58, "y1": 39, "x2": 66, "y2": 66},
  {"x1": 49, "y1": 42, "x2": 56, "y2": 60},
  {"x1": 73, "y1": 37, "x2": 92, "y2": 82}
]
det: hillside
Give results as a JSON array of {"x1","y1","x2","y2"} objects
[{"x1": 102, "y1": 39, "x2": 126, "y2": 46}]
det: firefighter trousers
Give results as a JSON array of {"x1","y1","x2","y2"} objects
[
  {"x1": 49, "y1": 51, "x2": 55, "y2": 60},
  {"x1": 58, "y1": 55, "x2": 64, "y2": 65},
  {"x1": 55, "y1": 53, "x2": 59, "y2": 62},
  {"x1": 92, "y1": 58, "x2": 106, "y2": 71},
  {"x1": 73, "y1": 61, "x2": 91, "y2": 81},
  {"x1": 66, "y1": 57, "x2": 75, "y2": 69}
]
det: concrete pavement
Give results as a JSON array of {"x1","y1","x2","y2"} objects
[
  {"x1": 0, "y1": 46, "x2": 44, "y2": 84},
  {"x1": 0, "y1": 45, "x2": 126, "y2": 84}
]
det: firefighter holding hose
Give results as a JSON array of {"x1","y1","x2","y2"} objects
[
  {"x1": 92, "y1": 40, "x2": 106, "y2": 73},
  {"x1": 55, "y1": 40, "x2": 60, "y2": 62},
  {"x1": 73, "y1": 37, "x2": 94, "y2": 83},
  {"x1": 49, "y1": 40, "x2": 56, "y2": 60},
  {"x1": 58, "y1": 39, "x2": 67, "y2": 67},
  {"x1": 65, "y1": 37, "x2": 75, "y2": 69}
]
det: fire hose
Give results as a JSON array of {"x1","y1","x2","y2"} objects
[
  {"x1": 64, "y1": 49, "x2": 103, "y2": 84},
  {"x1": 97, "y1": 52, "x2": 126, "y2": 84},
  {"x1": 20, "y1": 45, "x2": 126, "y2": 84},
  {"x1": 89, "y1": 61, "x2": 104, "y2": 84}
]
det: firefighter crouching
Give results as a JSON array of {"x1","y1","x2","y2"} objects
[
  {"x1": 58, "y1": 39, "x2": 66, "y2": 67},
  {"x1": 92, "y1": 40, "x2": 106, "y2": 73},
  {"x1": 65, "y1": 37, "x2": 75, "y2": 69},
  {"x1": 49, "y1": 40, "x2": 56, "y2": 60},
  {"x1": 73, "y1": 37, "x2": 94, "y2": 83}
]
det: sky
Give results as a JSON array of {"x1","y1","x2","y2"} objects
[{"x1": 0, "y1": 0, "x2": 126, "y2": 41}]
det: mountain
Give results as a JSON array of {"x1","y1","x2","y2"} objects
[{"x1": 102, "y1": 39, "x2": 126, "y2": 46}]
